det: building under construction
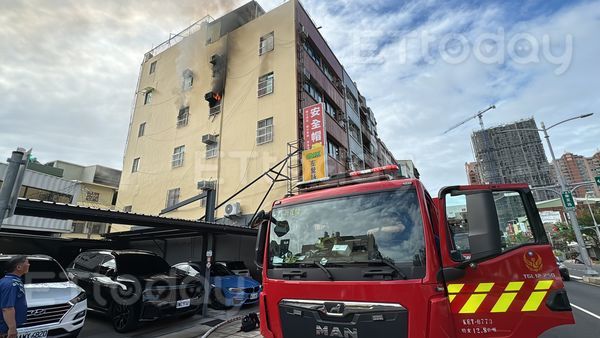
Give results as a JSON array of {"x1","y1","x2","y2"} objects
[{"x1": 471, "y1": 118, "x2": 555, "y2": 201}]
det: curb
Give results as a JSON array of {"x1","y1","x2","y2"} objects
[{"x1": 200, "y1": 314, "x2": 248, "y2": 338}]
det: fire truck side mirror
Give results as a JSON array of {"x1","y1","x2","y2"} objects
[
  {"x1": 465, "y1": 191, "x2": 502, "y2": 260},
  {"x1": 255, "y1": 221, "x2": 268, "y2": 269}
]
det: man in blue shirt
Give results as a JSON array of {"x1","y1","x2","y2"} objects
[{"x1": 1, "y1": 255, "x2": 29, "y2": 338}]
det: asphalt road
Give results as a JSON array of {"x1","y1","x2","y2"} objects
[{"x1": 541, "y1": 269, "x2": 600, "y2": 337}]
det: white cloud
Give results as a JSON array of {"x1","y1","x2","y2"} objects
[{"x1": 0, "y1": 0, "x2": 598, "y2": 194}]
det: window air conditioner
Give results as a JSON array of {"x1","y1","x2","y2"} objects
[
  {"x1": 224, "y1": 202, "x2": 242, "y2": 217},
  {"x1": 202, "y1": 134, "x2": 217, "y2": 144}
]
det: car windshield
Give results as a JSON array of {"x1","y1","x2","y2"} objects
[
  {"x1": 0, "y1": 259, "x2": 69, "y2": 284},
  {"x1": 268, "y1": 187, "x2": 425, "y2": 268},
  {"x1": 116, "y1": 254, "x2": 170, "y2": 275}
]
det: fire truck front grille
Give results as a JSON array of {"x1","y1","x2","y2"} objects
[
  {"x1": 278, "y1": 299, "x2": 408, "y2": 338},
  {"x1": 22, "y1": 303, "x2": 72, "y2": 328}
]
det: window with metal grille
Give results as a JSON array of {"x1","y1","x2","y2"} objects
[
  {"x1": 258, "y1": 72, "x2": 274, "y2": 97},
  {"x1": 149, "y1": 61, "x2": 157, "y2": 74},
  {"x1": 349, "y1": 121, "x2": 360, "y2": 142},
  {"x1": 138, "y1": 122, "x2": 146, "y2": 137},
  {"x1": 144, "y1": 90, "x2": 153, "y2": 105},
  {"x1": 166, "y1": 188, "x2": 180, "y2": 208},
  {"x1": 85, "y1": 191, "x2": 100, "y2": 202},
  {"x1": 206, "y1": 136, "x2": 219, "y2": 159},
  {"x1": 172, "y1": 145, "x2": 185, "y2": 168},
  {"x1": 132, "y1": 157, "x2": 140, "y2": 172},
  {"x1": 177, "y1": 107, "x2": 189, "y2": 127},
  {"x1": 257, "y1": 118, "x2": 273, "y2": 145},
  {"x1": 259, "y1": 32, "x2": 274, "y2": 55}
]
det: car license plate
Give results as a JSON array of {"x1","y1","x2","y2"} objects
[
  {"x1": 18, "y1": 330, "x2": 48, "y2": 338},
  {"x1": 250, "y1": 292, "x2": 258, "y2": 299},
  {"x1": 177, "y1": 299, "x2": 191, "y2": 308}
]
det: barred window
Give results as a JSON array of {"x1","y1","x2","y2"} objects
[
  {"x1": 258, "y1": 72, "x2": 274, "y2": 97},
  {"x1": 257, "y1": 118, "x2": 273, "y2": 145},
  {"x1": 166, "y1": 188, "x2": 180, "y2": 208},
  {"x1": 177, "y1": 107, "x2": 189, "y2": 127},
  {"x1": 259, "y1": 32, "x2": 274, "y2": 55},
  {"x1": 132, "y1": 157, "x2": 140, "y2": 173},
  {"x1": 172, "y1": 145, "x2": 185, "y2": 168},
  {"x1": 206, "y1": 136, "x2": 219, "y2": 159},
  {"x1": 349, "y1": 121, "x2": 360, "y2": 142}
]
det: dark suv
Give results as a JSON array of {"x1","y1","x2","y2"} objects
[{"x1": 67, "y1": 250, "x2": 203, "y2": 332}]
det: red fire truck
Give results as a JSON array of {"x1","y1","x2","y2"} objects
[{"x1": 254, "y1": 165, "x2": 574, "y2": 338}]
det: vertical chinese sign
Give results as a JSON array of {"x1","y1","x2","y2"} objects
[{"x1": 302, "y1": 103, "x2": 328, "y2": 181}]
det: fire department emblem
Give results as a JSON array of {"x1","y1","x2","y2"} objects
[{"x1": 524, "y1": 251, "x2": 543, "y2": 272}]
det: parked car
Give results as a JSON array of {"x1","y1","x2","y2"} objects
[
  {"x1": 172, "y1": 261, "x2": 260, "y2": 309},
  {"x1": 0, "y1": 254, "x2": 87, "y2": 338},
  {"x1": 216, "y1": 261, "x2": 250, "y2": 277},
  {"x1": 67, "y1": 250, "x2": 203, "y2": 333},
  {"x1": 556, "y1": 257, "x2": 570, "y2": 281}
]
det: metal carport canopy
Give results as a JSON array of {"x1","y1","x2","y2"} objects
[{"x1": 13, "y1": 198, "x2": 258, "y2": 237}]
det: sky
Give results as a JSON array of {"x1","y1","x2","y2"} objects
[{"x1": 1, "y1": 0, "x2": 599, "y2": 194}]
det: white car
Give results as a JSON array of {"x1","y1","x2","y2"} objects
[{"x1": 0, "y1": 255, "x2": 87, "y2": 338}]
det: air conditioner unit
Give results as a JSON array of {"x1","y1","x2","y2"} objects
[
  {"x1": 202, "y1": 134, "x2": 217, "y2": 144},
  {"x1": 197, "y1": 180, "x2": 216, "y2": 190},
  {"x1": 224, "y1": 202, "x2": 241, "y2": 217}
]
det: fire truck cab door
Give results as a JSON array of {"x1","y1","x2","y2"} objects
[{"x1": 438, "y1": 185, "x2": 574, "y2": 337}]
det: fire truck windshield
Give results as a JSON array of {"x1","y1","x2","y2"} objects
[{"x1": 268, "y1": 188, "x2": 426, "y2": 279}]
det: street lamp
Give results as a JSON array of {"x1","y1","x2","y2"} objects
[{"x1": 500, "y1": 113, "x2": 598, "y2": 276}]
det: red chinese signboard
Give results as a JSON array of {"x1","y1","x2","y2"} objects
[{"x1": 303, "y1": 103, "x2": 326, "y2": 151}]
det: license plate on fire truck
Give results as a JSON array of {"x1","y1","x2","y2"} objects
[{"x1": 176, "y1": 299, "x2": 191, "y2": 308}]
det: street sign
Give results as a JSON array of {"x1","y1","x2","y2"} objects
[
  {"x1": 561, "y1": 191, "x2": 576, "y2": 210},
  {"x1": 595, "y1": 176, "x2": 600, "y2": 186}
]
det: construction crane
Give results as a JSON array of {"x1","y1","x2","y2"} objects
[
  {"x1": 444, "y1": 105, "x2": 498, "y2": 184},
  {"x1": 443, "y1": 105, "x2": 496, "y2": 135}
]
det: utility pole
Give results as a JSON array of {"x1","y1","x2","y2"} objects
[
  {"x1": 541, "y1": 120, "x2": 598, "y2": 276},
  {"x1": 498, "y1": 114, "x2": 598, "y2": 276},
  {"x1": 0, "y1": 149, "x2": 28, "y2": 227}
]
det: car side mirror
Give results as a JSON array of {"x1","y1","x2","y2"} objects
[
  {"x1": 255, "y1": 221, "x2": 268, "y2": 269},
  {"x1": 465, "y1": 191, "x2": 502, "y2": 260}
]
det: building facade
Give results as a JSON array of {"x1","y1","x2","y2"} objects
[
  {"x1": 117, "y1": 1, "x2": 396, "y2": 226},
  {"x1": 464, "y1": 161, "x2": 482, "y2": 185},
  {"x1": 0, "y1": 162, "x2": 76, "y2": 234},
  {"x1": 551, "y1": 151, "x2": 600, "y2": 198},
  {"x1": 46, "y1": 160, "x2": 122, "y2": 237},
  {"x1": 397, "y1": 160, "x2": 420, "y2": 179},
  {"x1": 471, "y1": 118, "x2": 555, "y2": 201}
]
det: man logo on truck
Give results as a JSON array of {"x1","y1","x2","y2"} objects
[{"x1": 315, "y1": 325, "x2": 358, "y2": 338}]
